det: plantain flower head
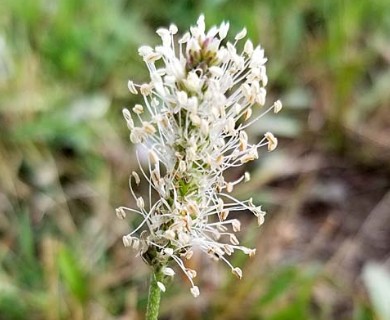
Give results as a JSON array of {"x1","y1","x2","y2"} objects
[{"x1": 117, "y1": 15, "x2": 281, "y2": 297}]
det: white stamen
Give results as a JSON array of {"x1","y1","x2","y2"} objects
[
  {"x1": 127, "y1": 80, "x2": 138, "y2": 94},
  {"x1": 273, "y1": 99, "x2": 282, "y2": 113},
  {"x1": 191, "y1": 286, "x2": 200, "y2": 298},
  {"x1": 265, "y1": 132, "x2": 278, "y2": 151}
]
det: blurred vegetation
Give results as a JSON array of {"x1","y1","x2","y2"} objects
[{"x1": 0, "y1": 0, "x2": 389, "y2": 319}]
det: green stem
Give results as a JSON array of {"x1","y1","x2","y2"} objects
[{"x1": 146, "y1": 269, "x2": 163, "y2": 320}]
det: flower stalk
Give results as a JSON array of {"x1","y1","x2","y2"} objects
[{"x1": 146, "y1": 269, "x2": 164, "y2": 320}]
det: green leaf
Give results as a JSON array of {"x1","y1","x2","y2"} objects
[
  {"x1": 259, "y1": 266, "x2": 298, "y2": 306},
  {"x1": 58, "y1": 246, "x2": 89, "y2": 304},
  {"x1": 353, "y1": 303, "x2": 375, "y2": 320},
  {"x1": 268, "y1": 303, "x2": 308, "y2": 320},
  {"x1": 18, "y1": 210, "x2": 34, "y2": 264},
  {"x1": 0, "y1": 292, "x2": 27, "y2": 320}
]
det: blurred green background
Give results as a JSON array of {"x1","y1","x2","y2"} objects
[{"x1": 1, "y1": 0, "x2": 390, "y2": 319}]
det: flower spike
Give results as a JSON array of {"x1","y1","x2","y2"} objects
[{"x1": 117, "y1": 15, "x2": 281, "y2": 297}]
